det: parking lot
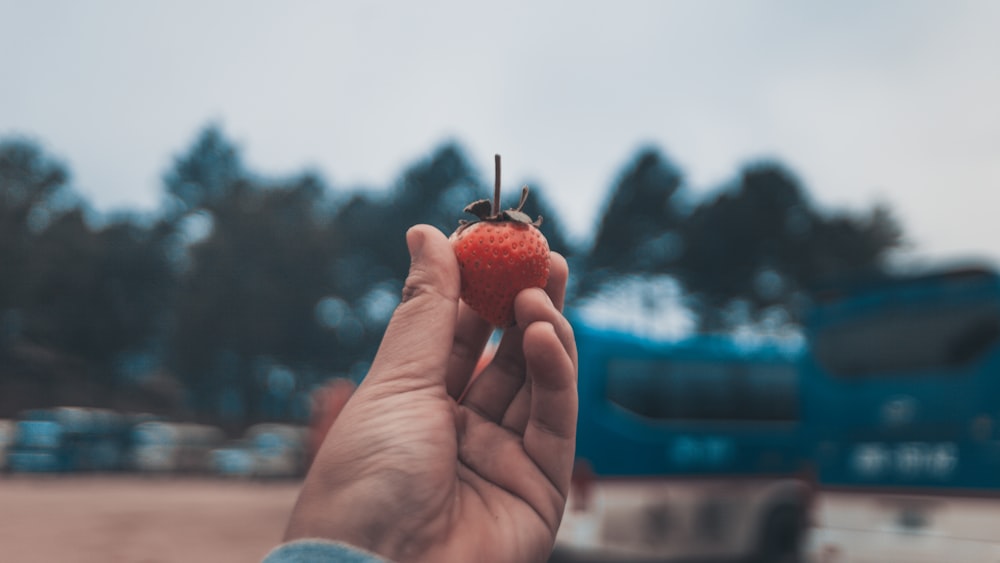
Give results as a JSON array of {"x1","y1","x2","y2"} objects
[
  {"x1": 0, "y1": 476, "x2": 301, "y2": 563},
  {"x1": 0, "y1": 476, "x2": 759, "y2": 563}
]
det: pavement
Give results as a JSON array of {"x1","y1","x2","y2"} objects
[{"x1": 0, "y1": 475, "x2": 301, "y2": 563}]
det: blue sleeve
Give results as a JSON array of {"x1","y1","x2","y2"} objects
[{"x1": 262, "y1": 539, "x2": 390, "y2": 563}]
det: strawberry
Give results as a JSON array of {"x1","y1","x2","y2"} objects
[{"x1": 450, "y1": 155, "x2": 551, "y2": 327}]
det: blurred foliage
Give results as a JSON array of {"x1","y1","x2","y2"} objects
[
  {"x1": 587, "y1": 152, "x2": 904, "y2": 330},
  {"x1": 582, "y1": 147, "x2": 686, "y2": 295},
  {"x1": 677, "y1": 162, "x2": 903, "y2": 329},
  {"x1": 0, "y1": 125, "x2": 906, "y2": 428}
]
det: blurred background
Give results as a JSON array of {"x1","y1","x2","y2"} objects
[{"x1": 1, "y1": 1, "x2": 999, "y2": 562}]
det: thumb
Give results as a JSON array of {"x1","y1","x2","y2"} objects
[{"x1": 366, "y1": 224, "x2": 461, "y2": 387}]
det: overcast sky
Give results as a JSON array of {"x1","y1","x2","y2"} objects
[{"x1": 2, "y1": 0, "x2": 998, "y2": 265}]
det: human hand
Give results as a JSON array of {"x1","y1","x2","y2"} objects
[{"x1": 284, "y1": 224, "x2": 578, "y2": 563}]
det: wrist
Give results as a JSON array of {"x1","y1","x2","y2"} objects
[{"x1": 284, "y1": 478, "x2": 412, "y2": 561}]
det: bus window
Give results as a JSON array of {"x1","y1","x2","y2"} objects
[
  {"x1": 604, "y1": 358, "x2": 663, "y2": 419},
  {"x1": 605, "y1": 358, "x2": 797, "y2": 422},
  {"x1": 813, "y1": 301, "x2": 1000, "y2": 376},
  {"x1": 605, "y1": 359, "x2": 732, "y2": 420},
  {"x1": 667, "y1": 361, "x2": 734, "y2": 420},
  {"x1": 738, "y1": 363, "x2": 799, "y2": 421}
]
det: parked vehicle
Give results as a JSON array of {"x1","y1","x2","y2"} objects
[
  {"x1": 130, "y1": 421, "x2": 225, "y2": 473},
  {"x1": 210, "y1": 440, "x2": 257, "y2": 478},
  {"x1": 6, "y1": 407, "x2": 134, "y2": 473},
  {"x1": 211, "y1": 423, "x2": 309, "y2": 479},
  {"x1": 0, "y1": 419, "x2": 14, "y2": 471},
  {"x1": 802, "y1": 265, "x2": 1000, "y2": 562},
  {"x1": 246, "y1": 423, "x2": 309, "y2": 478},
  {"x1": 554, "y1": 320, "x2": 810, "y2": 562}
]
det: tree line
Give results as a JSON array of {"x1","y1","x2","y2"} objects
[{"x1": 0, "y1": 125, "x2": 904, "y2": 430}]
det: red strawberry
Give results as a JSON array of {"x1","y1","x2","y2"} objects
[{"x1": 450, "y1": 155, "x2": 551, "y2": 327}]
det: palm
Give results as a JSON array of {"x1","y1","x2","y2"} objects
[
  {"x1": 452, "y1": 405, "x2": 566, "y2": 559},
  {"x1": 327, "y1": 337, "x2": 568, "y2": 561}
]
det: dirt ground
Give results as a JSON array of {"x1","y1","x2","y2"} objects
[{"x1": 0, "y1": 475, "x2": 302, "y2": 563}]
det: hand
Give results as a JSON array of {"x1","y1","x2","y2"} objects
[{"x1": 284, "y1": 224, "x2": 578, "y2": 563}]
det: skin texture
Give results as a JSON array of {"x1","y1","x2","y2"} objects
[{"x1": 284, "y1": 224, "x2": 578, "y2": 563}]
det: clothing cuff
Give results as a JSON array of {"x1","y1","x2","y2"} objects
[{"x1": 262, "y1": 538, "x2": 390, "y2": 563}]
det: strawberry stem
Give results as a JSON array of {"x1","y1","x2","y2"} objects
[{"x1": 493, "y1": 154, "x2": 501, "y2": 217}]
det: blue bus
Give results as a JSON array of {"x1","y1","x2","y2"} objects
[
  {"x1": 554, "y1": 320, "x2": 811, "y2": 562},
  {"x1": 800, "y1": 265, "x2": 1000, "y2": 561}
]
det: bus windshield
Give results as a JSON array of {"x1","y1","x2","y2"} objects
[{"x1": 813, "y1": 300, "x2": 1000, "y2": 377}]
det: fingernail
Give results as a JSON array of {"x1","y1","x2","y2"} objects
[{"x1": 406, "y1": 227, "x2": 426, "y2": 262}]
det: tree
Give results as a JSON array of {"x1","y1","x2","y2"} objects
[
  {"x1": 802, "y1": 204, "x2": 904, "y2": 284},
  {"x1": 0, "y1": 139, "x2": 74, "y2": 408},
  {"x1": 331, "y1": 142, "x2": 575, "y2": 299},
  {"x1": 169, "y1": 179, "x2": 335, "y2": 423},
  {"x1": 162, "y1": 124, "x2": 245, "y2": 215},
  {"x1": 0, "y1": 138, "x2": 177, "y2": 412},
  {"x1": 677, "y1": 162, "x2": 904, "y2": 329},
  {"x1": 18, "y1": 212, "x2": 174, "y2": 392},
  {"x1": 515, "y1": 180, "x2": 576, "y2": 260},
  {"x1": 581, "y1": 147, "x2": 686, "y2": 297},
  {"x1": 90, "y1": 219, "x2": 176, "y2": 378},
  {"x1": 393, "y1": 142, "x2": 483, "y2": 234},
  {"x1": 0, "y1": 139, "x2": 71, "y2": 330}
]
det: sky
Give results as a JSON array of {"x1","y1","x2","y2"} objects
[{"x1": 2, "y1": 0, "x2": 999, "y2": 265}]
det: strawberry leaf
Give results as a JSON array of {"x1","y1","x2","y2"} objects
[
  {"x1": 503, "y1": 210, "x2": 536, "y2": 224},
  {"x1": 463, "y1": 199, "x2": 493, "y2": 220}
]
